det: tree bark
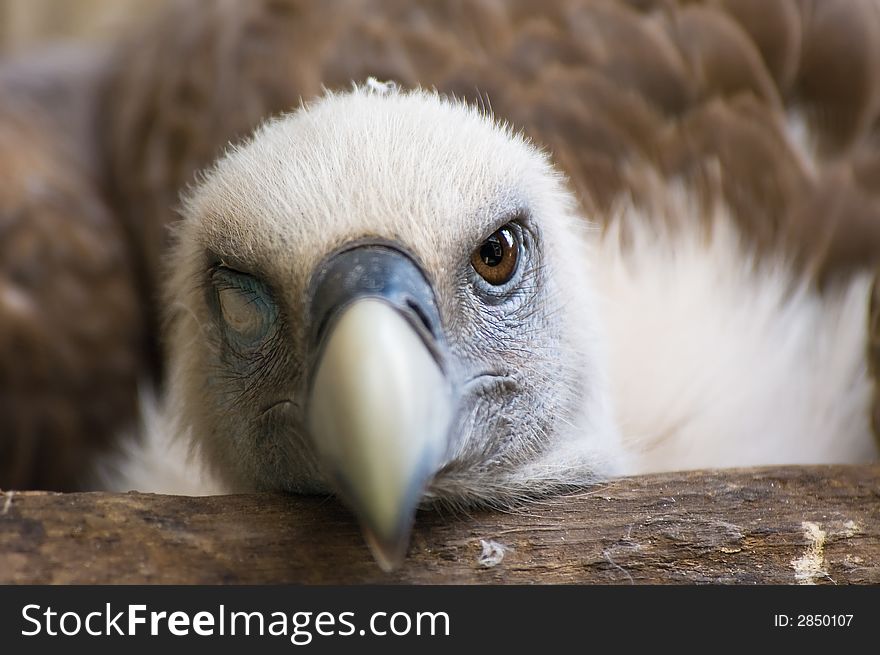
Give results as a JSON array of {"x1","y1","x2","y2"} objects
[{"x1": 1, "y1": 465, "x2": 877, "y2": 584}]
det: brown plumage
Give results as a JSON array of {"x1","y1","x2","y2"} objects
[
  {"x1": 0, "y1": 49, "x2": 145, "y2": 489},
  {"x1": 3, "y1": 0, "x2": 880, "y2": 491}
]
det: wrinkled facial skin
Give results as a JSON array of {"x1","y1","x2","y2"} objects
[{"x1": 165, "y1": 88, "x2": 614, "y2": 506}]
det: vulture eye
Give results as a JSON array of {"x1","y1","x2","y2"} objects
[
  {"x1": 471, "y1": 224, "x2": 520, "y2": 286},
  {"x1": 212, "y1": 267, "x2": 276, "y2": 345}
]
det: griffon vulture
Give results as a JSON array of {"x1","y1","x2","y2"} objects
[{"x1": 2, "y1": 0, "x2": 880, "y2": 568}]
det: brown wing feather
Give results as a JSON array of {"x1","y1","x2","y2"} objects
[{"x1": 0, "y1": 65, "x2": 146, "y2": 489}]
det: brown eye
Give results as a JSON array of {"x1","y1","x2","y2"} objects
[{"x1": 471, "y1": 225, "x2": 520, "y2": 285}]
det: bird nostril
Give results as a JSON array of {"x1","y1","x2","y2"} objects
[{"x1": 406, "y1": 298, "x2": 435, "y2": 337}]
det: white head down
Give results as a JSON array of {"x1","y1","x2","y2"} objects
[{"x1": 166, "y1": 82, "x2": 623, "y2": 568}]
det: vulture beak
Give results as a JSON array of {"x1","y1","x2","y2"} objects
[{"x1": 306, "y1": 244, "x2": 453, "y2": 571}]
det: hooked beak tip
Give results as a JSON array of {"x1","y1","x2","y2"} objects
[
  {"x1": 307, "y1": 297, "x2": 452, "y2": 570},
  {"x1": 362, "y1": 523, "x2": 414, "y2": 572}
]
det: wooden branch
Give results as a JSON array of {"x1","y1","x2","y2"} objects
[{"x1": 1, "y1": 465, "x2": 877, "y2": 584}]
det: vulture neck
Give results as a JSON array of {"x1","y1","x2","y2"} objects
[{"x1": 593, "y1": 200, "x2": 877, "y2": 474}]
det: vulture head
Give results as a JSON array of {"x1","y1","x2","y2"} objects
[{"x1": 167, "y1": 82, "x2": 623, "y2": 568}]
